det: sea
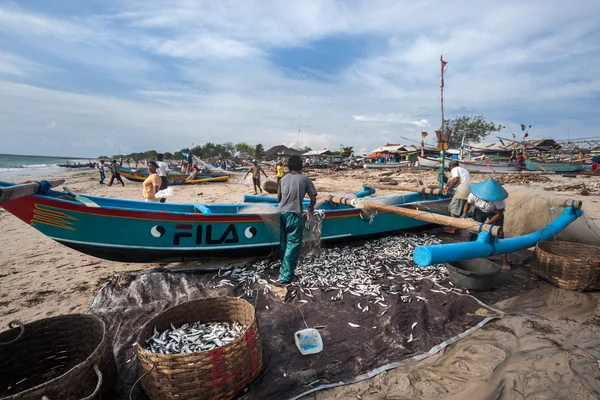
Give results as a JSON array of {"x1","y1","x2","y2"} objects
[{"x1": 0, "y1": 154, "x2": 92, "y2": 180}]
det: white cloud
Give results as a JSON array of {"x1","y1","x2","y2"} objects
[
  {"x1": 0, "y1": 1, "x2": 599, "y2": 157},
  {"x1": 45, "y1": 121, "x2": 57, "y2": 129},
  {"x1": 353, "y1": 114, "x2": 430, "y2": 127}
]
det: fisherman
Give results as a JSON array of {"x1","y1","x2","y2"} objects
[
  {"x1": 277, "y1": 155, "x2": 317, "y2": 283},
  {"x1": 517, "y1": 153, "x2": 525, "y2": 169},
  {"x1": 244, "y1": 160, "x2": 268, "y2": 195},
  {"x1": 186, "y1": 165, "x2": 201, "y2": 181},
  {"x1": 143, "y1": 161, "x2": 162, "y2": 202},
  {"x1": 98, "y1": 160, "x2": 107, "y2": 184},
  {"x1": 276, "y1": 161, "x2": 285, "y2": 184},
  {"x1": 156, "y1": 154, "x2": 169, "y2": 203},
  {"x1": 443, "y1": 160, "x2": 471, "y2": 233},
  {"x1": 107, "y1": 160, "x2": 125, "y2": 186},
  {"x1": 461, "y1": 179, "x2": 511, "y2": 270}
]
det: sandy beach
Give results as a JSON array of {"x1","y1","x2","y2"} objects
[{"x1": 1, "y1": 167, "x2": 600, "y2": 399}]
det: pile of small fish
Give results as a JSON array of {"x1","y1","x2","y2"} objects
[
  {"x1": 213, "y1": 233, "x2": 459, "y2": 303},
  {"x1": 144, "y1": 321, "x2": 247, "y2": 354}
]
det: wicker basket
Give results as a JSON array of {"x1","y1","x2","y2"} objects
[
  {"x1": 0, "y1": 314, "x2": 116, "y2": 400},
  {"x1": 532, "y1": 241, "x2": 600, "y2": 290},
  {"x1": 136, "y1": 297, "x2": 263, "y2": 400}
]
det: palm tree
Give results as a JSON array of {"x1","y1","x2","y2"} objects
[{"x1": 252, "y1": 143, "x2": 265, "y2": 160}]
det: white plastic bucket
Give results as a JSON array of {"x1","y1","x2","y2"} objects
[{"x1": 294, "y1": 328, "x2": 323, "y2": 355}]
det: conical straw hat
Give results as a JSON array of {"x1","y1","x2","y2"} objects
[{"x1": 470, "y1": 179, "x2": 508, "y2": 202}]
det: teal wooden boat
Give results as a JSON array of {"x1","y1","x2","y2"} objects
[
  {"x1": 525, "y1": 159, "x2": 583, "y2": 172},
  {"x1": 0, "y1": 181, "x2": 449, "y2": 262}
]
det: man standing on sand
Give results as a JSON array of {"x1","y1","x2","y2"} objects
[
  {"x1": 277, "y1": 155, "x2": 317, "y2": 284},
  {"x1": 244, "y1": 160, "x2": 268, "y2": 194},
  {"x1": 107, "y1": 160, "x2": 125, "y2": 186},
  {"x1": 443, "y1": 160, "x2": 470, "y2": 233},
  {"x1": 98, "y1": 160, "x2": 106, "y2": 184},
  {"x1": 156, "y1": 154, "x2": 169, "y2": 203},
  {"x1": 276, "y1": 161, "x2": 285, "y2": 184}
]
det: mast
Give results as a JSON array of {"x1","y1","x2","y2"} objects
[{"x1": 439, "y1": 55, "x2": 447, "y2": 189}]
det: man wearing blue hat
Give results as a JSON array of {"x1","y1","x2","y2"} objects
[
  {"x1": 443, "y1": 160, "x2": 471, "y2": 233},
  {"x1": 461, "y1": 178, "x2": 511, "y2": 270}
]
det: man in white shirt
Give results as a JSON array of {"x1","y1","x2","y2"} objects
[
  {"x1": 443, "y1": 160, "x2": 471, "y2": 233},
  {"x1": 156, "y1": 153, "x2": 169, "y2": 203}
]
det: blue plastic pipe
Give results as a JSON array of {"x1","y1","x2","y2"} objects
[
  {"x1": 413, "y1": 207, "x2": 584, "y2": 267},
  {"x1": 242, "y1": 186, "x2": 376, "y2": 204}
]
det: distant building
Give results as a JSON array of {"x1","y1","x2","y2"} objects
[{"x1": 264, "y1": 145, "x2": 303, "y2": 160}]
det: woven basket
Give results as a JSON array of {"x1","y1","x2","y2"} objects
[
  {"x1": 137, "y1": 297, "x2": 262, "y2": 400},
  {"x1": 0, "y1": 314, "x2": 116, "y2": 400},
  {"x1": 532, "y1": 241, "x2": 600, "y2": 290}
]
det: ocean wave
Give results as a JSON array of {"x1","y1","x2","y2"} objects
[{"x1": 0, "y1": 164, "x2": 58, "y2": 172}]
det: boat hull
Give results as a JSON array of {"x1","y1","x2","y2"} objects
[
  {"x1": 417, "y1": 155, "x2": 452, "y2": 169},
  {"x1": 0, "y1": 184, "x2": 449, "y2": 262},
  {"x1": 525, "y1": 160, "x2": 583, "y2": 172},
  {"x1": 458, "y1": 161, "x2": 520, "y2": 173},
  {"x1": 119, "y1": 167, "x2": 227, "y2": 183},
  {"x1": 363, "y1": 162, "x2": 410, "y2": 169}
]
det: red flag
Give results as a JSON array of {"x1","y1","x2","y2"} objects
[
  {"x1": 435, "y1": 130, "x2": 442, "y2": 141},
  {"x1": 421, "y1": 140, "x2": 425, "y2": 147},
  {"x1": 441, "y1": 59, "x2": 448, "y2": 87},
  {"x1": 524, "y1": 132, "x2": 529, "y2": 138}
]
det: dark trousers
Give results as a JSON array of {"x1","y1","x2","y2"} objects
[
  {"x1": 159, "y1": 176, "x2": 168, "y2": 203},
  {"x1": 99, "y1": 171, "x2": 105, "y2": 184},
  {"x1": 108, "y1": 173, "x2": 124, "y2": 186},
  {"x1": 469, "y1": 208, "x2": 505, "y2": 241}
]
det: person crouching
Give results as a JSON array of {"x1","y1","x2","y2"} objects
[{"x1": 462, "y1": 179, "x2": 511, "y2": 271}]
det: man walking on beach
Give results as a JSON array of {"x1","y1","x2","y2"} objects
[
  {"x1": 244, "y1": 160, "x2": 268, "y2": 195},
  {"x1": 443, "y1": 160, "x2": 470, "y2": 233},
  {"x1": 277, "y1": 155, "x2": 317, "y2": 284},
  {"x1": 98, "y1": 160, "x2": 107, "y2": 184},
  {"x1": 107, "y1": 160, "x2": 125, "y2": 186},
  {"x1": 156, "y1": 154, "x2": 169, "y2": 203}
]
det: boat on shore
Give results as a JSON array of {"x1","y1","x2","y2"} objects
[
  {"x1": 119, "y1": 167, "x2": 228, "y2": 184},
  {"x1": 363, "y1": 161, "x2": 411, "y2": 169},
  {"x1": 458, "y1": 160, "x2": 520, "y2": 173},
  {"x1": 0, "y1": 181, "x2": 449, "y2": 262},
  {"x1": 417, "y1": 155, "x2": 452, "y2": 169},
  {"x1": 525, "y1": 159, "x2": 583, "y2": 173}
]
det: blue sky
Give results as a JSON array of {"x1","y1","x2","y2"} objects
[{"x1": 1, "y1": 0, "x2": 599, "y2": 157}]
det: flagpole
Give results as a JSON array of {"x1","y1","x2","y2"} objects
[{"x1": 439, "y1": 55, "x2": 446, "y2": 189}]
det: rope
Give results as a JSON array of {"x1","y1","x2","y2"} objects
[
  {"x1": 36, "y1": 180, "x2": 52, "y2": 195},
  {"x1": 0, "y1": 320, "x2": 24, "y2": 346}
]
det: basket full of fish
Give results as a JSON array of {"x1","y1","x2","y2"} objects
[
  {"x1": 136, "y1": 297, "x2": 262, "y2": 400},
  {"x1": 0, "y1": 314, "x2": 116, "y2": 400}
]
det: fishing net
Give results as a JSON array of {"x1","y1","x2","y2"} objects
[{"x1": 85, "y1": 230, "x2": 516, "y2": 400}]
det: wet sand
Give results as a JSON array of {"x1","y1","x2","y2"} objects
[{"x1": 1, "y1": 167, "x2": 599, "y2": 399}]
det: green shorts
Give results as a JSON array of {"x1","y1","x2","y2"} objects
[{"x1": 449, "y1": 198, "x2": 467, "y2": 217}]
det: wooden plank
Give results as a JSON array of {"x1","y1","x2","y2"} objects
[
  {"x1": 0, "y1": 179, "x2": 65, "y2": 204},
  {"x1": 318, "y1": 195, "x2": 502, "y2": 237},
  {"x1": 63, "y1": 187, "x2": 101, "y2": 208}
]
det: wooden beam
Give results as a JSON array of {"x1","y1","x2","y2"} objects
[{"x1": 0, "y1": 179, "x2": 65, "y2": 204}]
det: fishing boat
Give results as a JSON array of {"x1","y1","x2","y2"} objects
[
  {"x1": 525, "y1": 159, "x2": 583, "y2": 173},
  {"x1": 458, "y1": 160, "x2": 520, "y2": 173},
  {"x1": 417, "y1": 155, "x2": 452, "y2": 169},
  {"x1": 0, "y1": 180, "x2": 450, "y2": 262},
  {"x1": 363, "y1": 161, "x2": 411, "y2": 169},
  {"x1": 119, "y1": 167, "x2": 228, "y2": 184}
]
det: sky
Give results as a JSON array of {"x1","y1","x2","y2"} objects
[{"x1": 1, "y1": 0, "x2": 600, "y2": 157}]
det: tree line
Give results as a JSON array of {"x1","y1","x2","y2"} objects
[
  {"x1": 98, "y1": 115, "x2": 506, "y2": 160},
  {"x1": 99, "y1": 142, "x2": 309, "y2": 161}
]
